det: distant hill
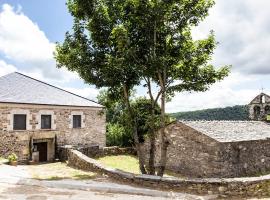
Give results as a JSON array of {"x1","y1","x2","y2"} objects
[{"x1": 170, "y1": 105, "x2": 249, "y2": 121}]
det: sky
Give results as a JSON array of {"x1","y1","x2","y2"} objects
[{"x1": 0, "y1": 0, "x2": 270, "y2": 113}]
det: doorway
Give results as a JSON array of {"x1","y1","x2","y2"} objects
[{"x1": 34, "y1": 142, "x2": 48, "y2": 162}]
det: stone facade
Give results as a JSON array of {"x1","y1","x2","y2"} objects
[
  {"x1": 249, "y1": 93, "x2": 270, "y2": 120},
  {"x1": 0, "y1": 103, "x2": 106, "y2": 162},
  {"x1": 142, "y1": 121, "x2": 270, "y2": 178}
]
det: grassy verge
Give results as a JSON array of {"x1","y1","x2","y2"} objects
[
  {"x1": 98, "y1": 155, "x2": 140, "y2": 174},
  {"x1": 28, "y1": 162, "x2": 98, "y2": 180},
  {"x1": 97, "y1": 155, "x2": 184, "y2": 178}
]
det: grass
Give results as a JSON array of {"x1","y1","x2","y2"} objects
[
  {"x1": 28, "y1": 162, "x2": 97, "y2": 180},
  {"x1": 97, "y1": 155, "x2": 185, "y2": 178},
  {"x1": 98, "y1": 155, "x2": 140, "y2": 174}
]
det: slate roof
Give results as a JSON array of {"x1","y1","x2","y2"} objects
[
  {"x1": 0, "y1": 72, "x2": 102, "y2": 108},
  {"x1": 180, "y1": 120, "x2": 270, "y2": 142}
]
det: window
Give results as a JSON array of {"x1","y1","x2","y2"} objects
[
  {"x1": 41, "y1": 115, "x2": 52, "y2": 129},
  {"x1": 13, "y1": 114, "x2": 27, "y2": 130},
  {"x1": 73, "y1": 115, "x2": 81, "y2": 128}
]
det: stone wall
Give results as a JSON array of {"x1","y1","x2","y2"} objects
[
  {"x1": 142, "y1": 122, "x2": 270, "y2": 178},
  {"x1": 67, "y1": 149, "x2": 270, "y2": 198},
  {"x1": 142, "y1": 122, "x2": 224, "y2": 177},
  {"x1": 0, "y1": 131, "x2": 29, "y2": 161},
  {"x1": 0, "y1": 103, "x2": 106, "y2": 161},
  {"x1": 58, "y1": 145, "x2": 136, "y2": 161},
  {"x1": 221, "y1": 140, "x2": 270, "y2": 177}
]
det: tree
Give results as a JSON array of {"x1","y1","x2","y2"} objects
[
  {"x1": 55, "y1": 0, "x2": 230, "y2": 176},
  {"x1": 124, "y1": 0, "x2": 230, "y2": 176},
  {"x1": 97, "y1": 89, "x2": 162, "y2": 147},
  {"x1": 97, "y1": 89, "x2": 132, "y2": 147},
  {"x1": 55, "y1": 0, "x2": 147, "y2": 173}
]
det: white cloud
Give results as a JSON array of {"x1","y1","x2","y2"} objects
[
  {"x1": 166, "y1": 72, "x2": 267, "y2": 113},
  {"x1": 192, "y1": 0, "x2": 270, "y2": 75},
  {"x1": 0, "y1": 60, "x2": 17, "y2": 76},
  {"x1": 0, "y1": 4, "x2": 53, "y2": 61},
  {"x1": 0, "y1": 4, "x2": 76, "y2": 82},
  {"x1": 166, "y1": 0, "x2": 270, "y2": 113}
]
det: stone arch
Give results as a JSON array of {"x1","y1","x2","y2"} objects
[
  {"x1": 265, "y1": 105, "x2": 270, "y2": 115},
  {"x1": 254, "y1": 106, "x2": 261, "y2": 120}
]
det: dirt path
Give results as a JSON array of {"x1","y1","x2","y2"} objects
[{"x1": 0, "y1": 164, "x2": 30, "y2": 182}]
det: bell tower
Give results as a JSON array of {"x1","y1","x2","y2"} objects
[{"x1": 248, "y1": 93, "x2": 270, "y2": 121}]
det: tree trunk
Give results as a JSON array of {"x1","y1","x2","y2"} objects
[
  {"x1": 145, "y1": 78, "x2": 156, "y2": 175},
  {"x1": 148, "y1": 118, "x2": 156, "y2": 175},
  {"x1": 157, "y1": 72, "x2": 169, "y2": 177},
  {"x1": 123, "y1": 84, "x2": 147, "y2": 174}
]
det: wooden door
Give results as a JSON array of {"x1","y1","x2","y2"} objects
[{"x1": 36, "y1": 142, "x2": 47, "y2": 162}]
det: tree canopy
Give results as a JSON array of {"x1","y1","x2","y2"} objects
[{"x1": 55, "y1": 0, "x2": 230, "y2": 176}]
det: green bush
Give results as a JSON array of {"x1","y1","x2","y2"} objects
[{"x1": 106, "y1": 123, "x2": 132, "y2": 147}]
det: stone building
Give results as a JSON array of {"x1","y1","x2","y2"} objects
[
  {"x1": 143, "y1": 120, "x2": 270, "y2": 178},
  {"x1": 249, "y1": 92, "x2": 270, "y2": 121},
  {"x1": 0, "y1": 72, "x2": 106, "y2": 162}
]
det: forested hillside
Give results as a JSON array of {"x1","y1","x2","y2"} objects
[{"x1": 170, "y1": 105, "x2": 249, "y2": 121}]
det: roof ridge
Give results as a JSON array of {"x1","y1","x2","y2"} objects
[
  {"x1": 12, "y1": 72, "x2": 101, "y2": 106},
  {"x1": 179, "y1": 120, "x2": 261, "y2": 123}
]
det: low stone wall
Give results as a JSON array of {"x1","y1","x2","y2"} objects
[
  {"x1": 58, "y1": 145, "x2": 136, "y2": 161},
  {"x1": 99, "y1": 146, "x2": 136, "y2": 157},
  {"x1": 67, "y1": 149, "x2": 270, "y2": 197}
]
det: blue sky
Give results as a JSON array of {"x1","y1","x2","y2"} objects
[{"x1": 0, "y1": 0, "x2": 270, "y2": 112}]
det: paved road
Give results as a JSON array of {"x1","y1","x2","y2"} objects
[
  {"x1": 0, "y1": 164, "x2": 212, "y2": 200},
  {"x1": 0, "y1": 183, "x2": 183, "y2": 200}
]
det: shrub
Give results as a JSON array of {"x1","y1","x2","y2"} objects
[
  {"x1": 8, "y1": 153, "x2": 18, "y2": 162},
  {"x1": 106, "y1": 123, "x2": 132, "y2": 147}
]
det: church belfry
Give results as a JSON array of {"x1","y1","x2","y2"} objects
[{"x1": 249, "y1": 93, "x2": 270, "y2": 121}]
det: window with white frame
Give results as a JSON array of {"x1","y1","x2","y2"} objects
[
  {"x1": 7, "y1": 109, "x2": 31, "y2": 131},
  {"x1": 69, "y1": 111, "x2": 85, "y2": 129},
  {"x1": 37, "y1": 110, "x2": 56, "y2": 130}
]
